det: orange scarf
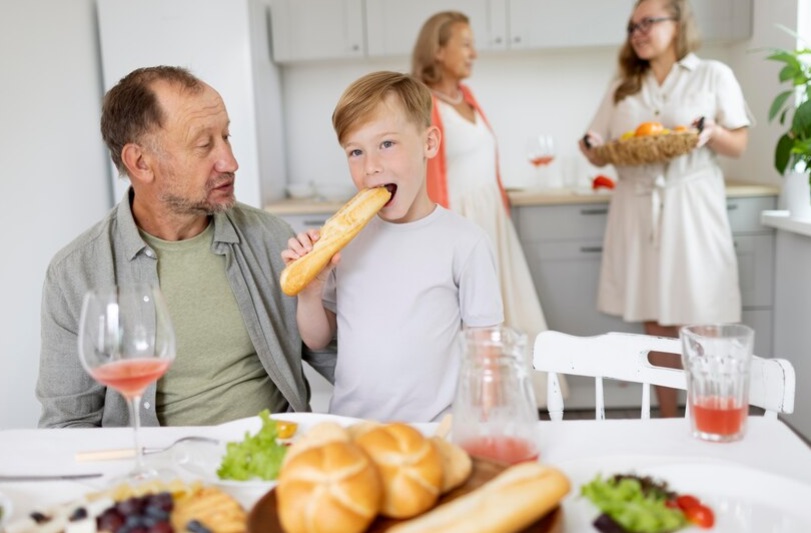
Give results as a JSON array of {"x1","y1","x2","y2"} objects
[{"x1": 426, "y1": 84, "x2": 510, "y2": 214}]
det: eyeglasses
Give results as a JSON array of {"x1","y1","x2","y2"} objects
[{"x1": 627, "y1": 16, "x2": 676, "y2": 36}]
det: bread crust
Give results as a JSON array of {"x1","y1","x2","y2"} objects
[
  {"x1": 386, "y1": 462, "x2": 570, "y2": 533},
  {"x1": 277, "y1": 441, "x2": 382, "y2": 533},
  {"x1": 354, "y1": 423, "x2": 443, "y2": 519},
  {"x1": 280, "y1": 187, "x2": 392, "y2": 296}
]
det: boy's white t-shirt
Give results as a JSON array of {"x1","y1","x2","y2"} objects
[{"x1": 323, "y1": 205, "x2": 503, "y2": 422}]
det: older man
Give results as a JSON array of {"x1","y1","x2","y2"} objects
[{"x1": 37, "y1": 66, "x2": 331, "y2": 427}]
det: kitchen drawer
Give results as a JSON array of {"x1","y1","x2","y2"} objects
[
  {"x1": 515, "y1": 204, "x2": 609, "y2": 242},
  {"x1": 735, "y1": 234, "x2": 774, "y2": 308},
  {"x1": 726, "y1": 196, "x2": 777, "y2": 233},
  {"x1": 522, "y1": 241, "x2": 643, "y2": 337},
  {"x1": 279, "y1": 213, "x2": 330, "y2": 235}
]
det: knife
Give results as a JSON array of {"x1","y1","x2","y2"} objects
[{"x1": 0, "y1": 473, "x2": 103, "y2": 482}]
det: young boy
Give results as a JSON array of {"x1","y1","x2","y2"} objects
[{"x1": 282, "y1": 71, "x2": 503, "y2": 422}]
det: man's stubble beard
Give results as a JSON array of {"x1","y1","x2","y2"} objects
[{"x1": 160, "y1": 173, "x2": 236, "y2": 216}]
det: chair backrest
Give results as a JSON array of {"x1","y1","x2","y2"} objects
[{"x1": 533, "y1": 330, "x2": 796, "y2": 421}]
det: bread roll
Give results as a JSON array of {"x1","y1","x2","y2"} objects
[
  {"x1": 430, "y1": 437, "x2": 472, "y2": 493},
  {"x1": 282, "y1": 421, "x2": 350, "y2": 467},
  {"x1": 277, "y1": 441, "x2": 382, "y2": 533},
  {"x1": 280, "y1": 186, "x2": 392, "y2": 296},
  {"x1": 387, "y1": 462, "x2": 571, "y2": 533},
  {"x1": 354, "y1": 423, "x2": 443, "y2": 519}
]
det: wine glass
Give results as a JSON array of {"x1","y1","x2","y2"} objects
[
  {"x1": 78, "y1": 283, "x2": 176, "y2": 480},
  {"x1": 526, "y1": 135, "x2": 556, "y2": 188}
]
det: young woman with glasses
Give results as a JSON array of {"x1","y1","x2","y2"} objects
[{"x1": 579, "y1": 0, "x2": 752, "y2": 417}]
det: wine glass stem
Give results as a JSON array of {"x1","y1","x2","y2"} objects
[{"x1": 128, "y1": 395, "x2": 147, "y2": 476}]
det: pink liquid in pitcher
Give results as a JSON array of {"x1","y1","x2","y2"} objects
[
  {"x1": 692, "y1": 396, "x2": 747, "y2": 436},
  {"x1": 90, "y1": 359, "x2": 170, "y2": 399},
  {"x1": 461, "y1": 436, "x2": 539, "y2": 465}
]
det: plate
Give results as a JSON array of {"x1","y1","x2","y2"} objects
[
  {"x1": 557, "y1": 455, "x2": 811, "y2": 532},
  {"x1": 0, "y1": 491, "x2": 12, "y2": 531},
  {"x1": 247, "y1": 457, "x2": 564, "y2": 533},
  {"x1": 173, "y1": 413, "x2": 362, "y2": 492}
]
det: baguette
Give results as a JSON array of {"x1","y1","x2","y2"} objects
[
  {"x1": 280, "y1": 186, "x2": 392, "y2": 296},
  {"x1": 386, "y1": 462, "x2": 570, "y2": 533}
]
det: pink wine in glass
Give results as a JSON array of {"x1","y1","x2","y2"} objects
[
  {"x1": 529, "y1": 155, "x2": 554, "y2": 166},
  {"x1": 90, "y1": 359, "x2": 170, "y2": 399}
]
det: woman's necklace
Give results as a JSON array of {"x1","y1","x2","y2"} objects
[{"x1": 431, "y1": 87, "x2": 464, "y2": 106}]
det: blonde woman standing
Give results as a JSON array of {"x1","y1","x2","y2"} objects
[
  {"x1": 580, "y1": 0, "x2": 751, "y2": 417},
  {"x1": 412, "y1": 11, "x2": 555, "y2": 404}
]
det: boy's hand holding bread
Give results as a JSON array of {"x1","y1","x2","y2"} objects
[{"x1": 280, "y1": 187, "x2": 392, "y2": 296}]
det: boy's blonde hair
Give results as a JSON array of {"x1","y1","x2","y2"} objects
[{"x1": 332, "y1": 71, "x2": 433, "y2": 144}]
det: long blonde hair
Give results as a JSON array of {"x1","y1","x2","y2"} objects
[
  {"x1": 410, "y1": 11, "x2": 470, "y2": 85},
  {"x1": 614, "y1": 0, "x2": 701, "y2": 103}
]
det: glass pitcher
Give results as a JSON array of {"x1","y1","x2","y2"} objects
[{"x1": 451, "y1": 326, "x2": 540, "y2": 464}]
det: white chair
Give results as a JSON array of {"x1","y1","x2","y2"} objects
[{"x1": 533, "y1": 330, "x2": 796, "y2": 421}]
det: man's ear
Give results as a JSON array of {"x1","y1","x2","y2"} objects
[
  {"x1": 121, "y1": 143, "x2": 154, "y2": 184},
  {"x1": 425, "y1": 125, "x2": 441, "y2": 158}
]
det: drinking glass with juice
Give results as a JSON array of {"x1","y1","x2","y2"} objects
[{"x1": 680, "y1": 324, "x2": 754, "y2": 443}]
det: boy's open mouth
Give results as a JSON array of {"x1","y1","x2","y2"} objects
[{"x1": 384, "y1": 183, "x2": 397, "y2": 206}]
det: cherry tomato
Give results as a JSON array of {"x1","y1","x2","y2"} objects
[
  {"x1": 675, "y1": 494, "x2": 701, "y2": 511},
  {"x1": 684, "y1": 504, "x2": 715, "y2": 528},
  {"x1": 592, "y1": 175, "x2": 615, "y2": 190}
]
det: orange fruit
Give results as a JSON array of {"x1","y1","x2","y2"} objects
[
  {"x1": 276, "y1": 420, "x2": 298, "y2": 439},
  {"x1": 634, "y1": 121, "x2": 665, "y2": 137},
  {"x1": 673, "y1": 125, "x2": 689, "y2": 133}
]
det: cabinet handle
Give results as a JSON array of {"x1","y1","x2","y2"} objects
[
  {"x1": 513, "y1": 36, "x2": 522, "y2": 43},
  {"x1": 351, "y1": 44, "x2": 359, "y2": 51},
  {"x1": 579, "y1": 208, "x2": 609, "y2": 216},
  {"x1": 579, "y1": 246, "x2": 604, "y2": 253},
  {"x1": 494, "y1": 36, "x2": 503, "y2": 44},
  {"x1": 726, "y1": 204, "x2": 738, "y2": 211}
]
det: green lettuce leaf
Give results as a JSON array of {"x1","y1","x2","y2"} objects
[
  {"x1": 581, "y1": 475, "x2": 688, "y2": 533},
  {"x1": 216, "y1": 409, "x2": 288, "y2": 481}
]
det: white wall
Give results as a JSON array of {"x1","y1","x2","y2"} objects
[{"x1": 0, "y1": 1, "x2": 111, "y2": 428}]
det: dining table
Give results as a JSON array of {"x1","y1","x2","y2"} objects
[{"x1": 1, "y1": 414, "x2": 810, "y2": 532}]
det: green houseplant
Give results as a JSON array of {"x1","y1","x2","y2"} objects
[{"x1": 766, "y1": 34, "x2": 811, "y2": 184}]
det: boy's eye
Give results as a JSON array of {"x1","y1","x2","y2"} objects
[
  {"x1": 348, "y1": 148, "x2": 362, "y2": 157},
  {"x1": 381, "y1": 140, "x2": 394, "y2": 149}
]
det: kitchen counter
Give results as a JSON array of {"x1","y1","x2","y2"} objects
[{"x1": 265, "y1": 181, "x2": 779, "y2": 214}]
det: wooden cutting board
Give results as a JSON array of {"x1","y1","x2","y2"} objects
[{"x1": 247, "y1": 457, "x2": 563, "y2": 532}]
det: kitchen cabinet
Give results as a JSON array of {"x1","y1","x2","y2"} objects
[
  {"x1": 271, "y1": 0, "x2": 752, "y2": 64},
  {"x1": 505, "y1": 0, "x2": 633, "y2": 50},
  {"x1": 514, "y1": 193, "x2": 776, "y2": 409},
  {"x1": 365, "y1": 0, "x2": 502, "y2": 57},
  {"x1": 269, "y1": 0, "x2": 365, "y2": 62},
  {"x1": 692, "y1": 0, "x2": 753, "y2": 43}
]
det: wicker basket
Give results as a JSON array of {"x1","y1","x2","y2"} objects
[{"x1": 593, "y1": 131, "x2": 699, "y2": 166}]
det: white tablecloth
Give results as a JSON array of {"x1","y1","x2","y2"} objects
[{"x1": 0, "y1": 416, "x2": 809, "y2": 526}]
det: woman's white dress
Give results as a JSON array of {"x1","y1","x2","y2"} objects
[
  {"x1": 438, "y1": 101, "x2": 557, "y2": 404},
  {"x1": 588, "y1": 54, "x2": 751, "y2": 325}
]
